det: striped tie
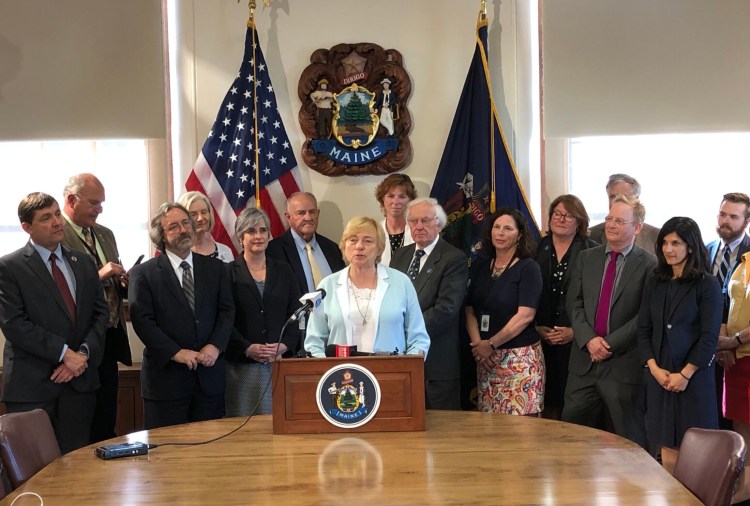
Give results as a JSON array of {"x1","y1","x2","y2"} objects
[
  {"x1": 180, "y1": 261, "x2": 195, "y2": 312},
  {"x1": 717, "y1": 245, "x2": 731, "y2": 288}
]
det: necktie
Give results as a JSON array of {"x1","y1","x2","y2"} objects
[
  {"x1": 407, "y1": 249, "x2": 426, "y2": 281},
  {"x1": 717, "y1": 244, "x2": 731, "y2": 288},
  {"x1": 82, "y1": 227, "x2": 96, "y2": 254},
  {"x1": 594, "y1": 251, "x2": 620, "y2": 337},
  {"x1": 180, "y1": 261, "x2": 195, "y2": 312},
  {"x1": 83, "y1": 228, "x2": 119, "y2": 326},
  {"x1": 50, "y1": 253, "x2": 76, "y2": 321},
  {"x1": 305, "y1": 242, "x2": 323, "y2": 288}
]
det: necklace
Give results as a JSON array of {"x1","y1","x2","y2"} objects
[
  {"x1": 248, "y1": 263, "x2": 266, "y2": 271},
  {"x1": 349, "y1": 280, "x2": 373, "y2": 325},
  {"x1": 491, "y1": 254, "x2": 516, "y2": 280}
]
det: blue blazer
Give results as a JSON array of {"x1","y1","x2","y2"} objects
[
  {"x1": 129, "y1": 253, "x2": 235, "y2": 401},
  {"x1": 637, "y1": 275, "x2": 722, "y2": 369},
  {"x1": 304, "y1": 265, "x2": 430, "y2": 358},
  {"x1": 707, "y1": 235, "x2": 750, "y2": 292}
]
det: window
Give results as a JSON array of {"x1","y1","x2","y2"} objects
[
  {"x1": 0, "y1": 140, "x2": 150, "y2": 268},
  {"x1": 568, "y1": 133, "x2": 750, "y2": 243}
]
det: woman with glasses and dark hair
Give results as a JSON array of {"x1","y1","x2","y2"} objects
[
  {"x1": 534, "y1": 195, "x2": 597, "y2": 419},
  {"x1": 637, "y1": 217, "x2": 722, "y2": 456},
  {"x1": 466, "y1": 208, "x2": 544, "y2": 415}
]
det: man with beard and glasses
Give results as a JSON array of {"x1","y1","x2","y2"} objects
[
  {"x1": 707, "y1": 192, "x2": 750, "y2": 430},
  {"x1": 129, "y1": 203, "x2": 234, "y2": 429}
]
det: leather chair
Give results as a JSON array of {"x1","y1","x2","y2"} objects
[
  {"x1": 0, "y1": 409, "x2": 61, "y2": 489},
  {"x1": 662, "y1": 428, "x2": 747, "y2": 506}
]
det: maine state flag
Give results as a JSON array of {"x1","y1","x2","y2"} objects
[{"x1": 431, "y1": 12, "x2": 539, "y2": 263}]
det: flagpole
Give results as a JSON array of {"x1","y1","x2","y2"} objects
[
  {"x1": 245, "y1": 2, "x2": 262, "y2": 209},
  {"x1": 478, "y1": 1, "x2": 496, "y2": 214}
]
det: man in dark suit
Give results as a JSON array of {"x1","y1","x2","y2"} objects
[
  {"x1": 266, "y1": 192, "x2": 345, "y2": 293},
  {"x1": 129, "y1": 203, "x2": 234, "y2": 429},
  {"x1": 391, "y1": 198, "x2": 468, "y2": 410},
  {"x1": 706, "y1": 192, "x2": 750, "y2": 430},
  {"x1": 563, "y1": 195, "x2": 656, "y2": 447},
  {"x1": 61, "y1": 173, "x2": 132, "y2": 443},
  {"x1": 0, "y1": 192, "x2": 108, "y2": 453},
  {"x1": 588, "y1": 173, "x2": 660, "y2": 252}
]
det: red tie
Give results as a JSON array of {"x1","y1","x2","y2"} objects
[
  {"x1": 50, "y1": 253, "x2": 76, "y2": 321},
  {"x1": 594, "y1": 251, "x2": 619, "y2": 337}
]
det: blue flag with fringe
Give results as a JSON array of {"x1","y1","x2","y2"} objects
[{"x1": 430, "y1": 14, "x2": 539, "y2": 263}]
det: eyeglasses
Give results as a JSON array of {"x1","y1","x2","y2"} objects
[
  {"x1": 551, "y1": 210, "x2": 576, "y2": 222},
  {"x1": 407, "y1": 217, "x2": 437, "y2": 226},
  {"x1": 604, "y1": 216, "x2": 634, "y2": 227},
  {"x1": 74, "y1": 194, "x2": 103, "y2": 208}
]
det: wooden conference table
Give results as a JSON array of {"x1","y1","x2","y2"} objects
[{"x1": 3, "y1": 411, "x2": 699, "y2": 505}]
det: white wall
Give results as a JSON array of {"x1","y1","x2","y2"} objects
[{"x1": 171, "y1": 0, "x2": 538, "y2": 243}]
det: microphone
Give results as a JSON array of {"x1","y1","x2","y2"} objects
[{"x1": 288, "y1": 289, "x2": 326, "y2": 322}]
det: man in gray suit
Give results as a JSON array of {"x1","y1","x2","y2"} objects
[
  {"x1": 391, "y1": 198, "x2": 468, "y2": 409},
  {"x1": 563, "y1": 195, "x2": 656, "y2": 447},
  {"x1": 61, "y1": 173, "x2": 132, "y2": 443},
  {"x1": 588, "y1": 173, "x2": 660, "y2": 252},
  {"x1": 0, "y1": 193, "x2": 108, "y2": 453}
]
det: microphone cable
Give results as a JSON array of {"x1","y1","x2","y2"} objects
[{"x1": 147, "y1": 312, "x2": 300, "y2": 450}]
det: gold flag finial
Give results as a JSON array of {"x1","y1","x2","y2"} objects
[
  {"x1": 480, "y1": 0, "x2": 487, "y2": 21},
  {"x1": 243, "y1": 0, "x2": 270, "y2": 27}
]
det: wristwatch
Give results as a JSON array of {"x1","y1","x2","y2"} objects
[
  {"x1": 736, "y1": 332, "x2": 743, "y2": 345},
  {"x1": 489, "y1": 340, "x2": 500, "y2": 351}
]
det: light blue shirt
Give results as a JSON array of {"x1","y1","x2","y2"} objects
[
  {"x1": 291, "y1": 229, "x2": 333, "y2": 291},
  {"x1": 304, "y1": 264, "x2": 430, "y2": 358},
  {"x1": 32, "y1": 241, "x2": 76, "y2": 297}
]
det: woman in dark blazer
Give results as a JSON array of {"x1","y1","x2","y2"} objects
[
  {"x1": 225, "y1": 208, "x2": 301, "y2": 416},
  {"x1": 637, "y1": 217, "x2": 722, "y2": 456},
  {"x1": 534, "y1": 195, "x2": 597, "y2": 419}
]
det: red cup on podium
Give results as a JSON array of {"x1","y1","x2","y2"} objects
[{"x1": 335, "y1": 345, "x2": 356, "y2": 357}]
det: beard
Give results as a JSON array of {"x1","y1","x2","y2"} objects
[{"x1": 716, "y1": 224, "x2": 743, "y2": 242}]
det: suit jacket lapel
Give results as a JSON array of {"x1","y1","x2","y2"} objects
[
  {"x1": 283, "y1": 231, "x2": 307, "y2": 291},
  {"x1": 24, "y1": 243, "x2": 72, "y2": 320},
  {"x1": 414, "y1": 242, "x2": 441, "y2": 294},
  {"x1": 158, "y1": 254, "x2": 192, "y2": 313},
  {"x1": 236, "y1": 257, "x2": 264, "y2": 306},
  {"x1": 62, "y1": 246, "x2": 85, "y2": 322},
  {"x1": 666, "y1": 281, "x2": 692, "y2": 322},
  {"x1": 611, "y1": 248, "x2": 643, "y2": 306}
]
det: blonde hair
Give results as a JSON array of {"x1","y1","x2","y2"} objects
[
  {"x1": 177, "y1": 191, "x2": 215, "y2": 232},
  {"x1": 611, "y1": 194, "x2": 646, "y2": 225},
  {"x1": 339, "y1": 216, "x2": 386, "y2": 264}
]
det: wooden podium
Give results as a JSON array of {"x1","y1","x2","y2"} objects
[{"x1": 271, "y1": 355, "x2": 425, "y2": 434}]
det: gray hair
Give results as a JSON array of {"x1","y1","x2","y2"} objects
[
  {"x1": 405, "y1": 197, "x2": 448, "y2": 229},
  {"x1": 177, "y1": 191, "x2": 215, "y2": 233},
  {"x1": 235, "y1": 207, "x2": 271, "y2": 242},
  {"x1": 286, "y1": 191, "x2": 318, "y2": 211},
  {"x1": 63, "y1": 173, "x2": 101, "y2": 198},
  {"x1": 606, "y1": 173, "x2": 641, "y2": 198},
  {"x1": 149, "y1": 202, "x2": 193, "y2": 251}
]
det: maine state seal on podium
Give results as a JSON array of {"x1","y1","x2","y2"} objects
[{"x1": 316, "y1": 363, "x2": 381, "y2": 428}]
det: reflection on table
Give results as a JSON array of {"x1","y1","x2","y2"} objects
[{"x1": 2, "y1": 411, "x2": 700, "y2": 505}]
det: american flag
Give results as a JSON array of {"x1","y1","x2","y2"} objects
[{"x1": 186, "y1": 22, "x2": 302, "y2": 253}]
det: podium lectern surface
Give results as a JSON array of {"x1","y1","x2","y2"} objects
[{"x1": 271, "y1": 355, "x2": 425, "y2": 434}]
